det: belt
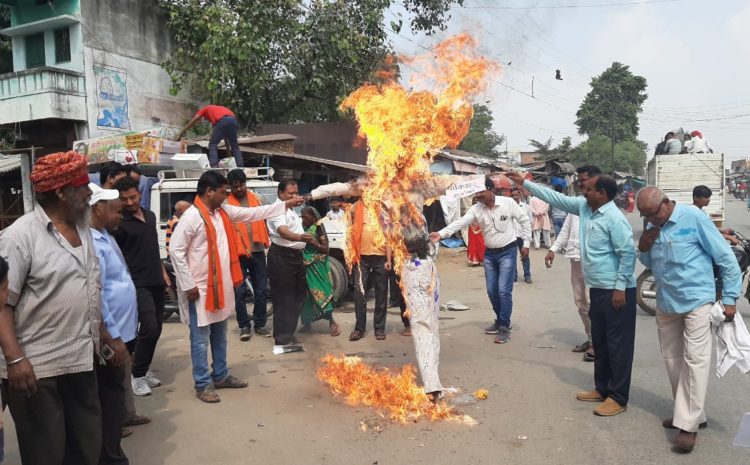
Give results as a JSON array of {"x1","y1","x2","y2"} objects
[
  {"x1": 485, "y1": 242, "x2": 518, "y2": 254},
  {"x1": 269, "y1": 243, "x2": 303, "y2": 255}
]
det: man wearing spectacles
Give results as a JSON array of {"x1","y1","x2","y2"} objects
[
  {"x1": 637, "y1": 186, "x2": 740, "y2": 453},
  {"x1": 430, "y1": 177, "x2": 531, "y2": 345},
  {"x1": 506, "y1": 170, "x2": 637, "y2": 418}
]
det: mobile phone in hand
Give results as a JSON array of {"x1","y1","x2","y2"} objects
[{"x1": 100, "y1": 344, "x2": 115, "y2": 361}]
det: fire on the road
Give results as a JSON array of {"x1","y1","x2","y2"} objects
[
  {"x1": 339, "y1": 33, "x2": 497, "y2": 272},
  {"x1": 317, "y1": 354, "x2": 476, "y2": 426}
]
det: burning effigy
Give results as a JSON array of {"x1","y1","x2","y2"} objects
[
  {"x1": 317, "y1": 354, "x2": 476, "y2": 425},
  {"x1": 311, "y1": 33, "x2": 497, "y2": 407}
]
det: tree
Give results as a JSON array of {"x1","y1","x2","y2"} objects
[
  {"x1": 458, "y1": 104, "x2": 505, "y2": 157},
  {"x1": 528, "y1": 136, "x2": 572, "y2": 160},
  {"x1": 568, "y1": 134, "x2": 647, "y2": 175},
  {"x1": 528, "y1": 137, "x2": 552, "y2": 157},
  {"x1": 159, "y1": 0, "x2": 463, "y2": 127},
  {"x1": 575, "y1": 62, "x2": 647, "y2": 143}
]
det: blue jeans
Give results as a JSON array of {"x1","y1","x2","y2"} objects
[
  {"x1": 208, "y1": 116, "x2": 243, "y2": 167},
  {"x1": 189, "y1": 301, "x2": 229, "y2": 391},
  {"x1": 483, "y1": 245, "x2": 518, "y2": 328},
  {"x1": 235, "y1": 252, "x2": 269, "y2": 329},
  {"x1": 514, "y1": 237, "x2": 530, "y2": 280},
  {"x1": 553, "y1": 217, "x2": 566, "y2": 236}
]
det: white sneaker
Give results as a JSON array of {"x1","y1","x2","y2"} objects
[
  {"x1": 144, "y1": 371, "x2": 162, "y2": 388},
  {"x1": 132, "y1": 376, "x2": 152, "y2": 396}
]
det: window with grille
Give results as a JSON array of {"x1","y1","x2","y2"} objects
[
  {"x1": 25, "y1": 33, "x2": 46, "y2": 69},
  {"x1": 54, "y1": 27, "x2": 71, "y2": 63}
]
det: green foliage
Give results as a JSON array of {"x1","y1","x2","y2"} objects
[
  {"x1": 528, "y1": 136, "x2": 573, "y2": 160},
  {"x1": 575, "y1": 62, "x2": 647, "y2": 143},
  {"x1": 458, "y1": 104, "x2": 505, "y2": 157},
  {"x1": 568, "y1": 134, "x2": 647, "y2": 175},
  {"x1": 159, "y1": 0, "x2": 462, "y2": 127}
]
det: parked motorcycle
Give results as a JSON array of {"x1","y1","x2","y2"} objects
[{"x1": 636, "y1": 231, "x2": 750, "y2": 315}]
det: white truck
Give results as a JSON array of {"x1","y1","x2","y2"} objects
[
  {"x1": 646, "y1": 153, "x2": 725, "y2": 225},
  {"x1": 150, "y1": 167, "x2": 349, "y2": 318}
]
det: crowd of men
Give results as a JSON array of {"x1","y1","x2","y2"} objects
[{"x1": 0, "y1": 149, "x2": 743, "y2": 463}]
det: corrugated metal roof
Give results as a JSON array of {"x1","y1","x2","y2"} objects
[
  {"x1": 0, "y1": 154, "x2": 21, "y2": 174},
  {"x1": 238, "y1": 146, "x2": 371, "y2": 173}
]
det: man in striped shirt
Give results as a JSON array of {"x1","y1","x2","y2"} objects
[{"x1": 0, "y1": 151, "x2": 102, "y2": 465}]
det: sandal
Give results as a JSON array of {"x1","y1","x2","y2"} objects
[
  {"x1": 214, "y1": 375, "x2": 248, "y2": 389},
  {"x1": 329, "y1": 322, "x2": 340, "y2": 337},
  {"x1": 572, "y1": 340, "x2": 592, "y2": 353},
  {"x1": 196, "y1": 387, "x2": 221, "y2": 403},
  {"x1": 401, "y1": 327, "x2": 412, "y2": 337},
  {"x1": 375, "y1": 331, "x2": 386, "y2": 341},
  {"x1": 583, "y1": 351, "x2": 595, "y2": 362},
  {"x1": 349, "y1": 330, "x2": 364, "y2": 341}
]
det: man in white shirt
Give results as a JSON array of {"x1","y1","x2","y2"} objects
[
  {"x1": 430, "y1": 177, "x2": 531, "y2": 344},
  {"x1": 266, "y1": 180, "x2": 313, "y2": 347},
  {"x1": 546, "y1": 213, "x2": 592, "y2": 361},
  {"x1": 325, "y1": 197, "x2": 346, "y2": 221},
  {"x1": 169, "y1": 172, "x2": 302, "y2": 403}
]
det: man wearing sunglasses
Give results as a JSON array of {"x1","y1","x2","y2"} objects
[
  {"x1": 637, "y1": 186, "x2": 741, "y2": 453},
  {"x1": 506, "y1": 169, "x2": 637, "y2": 418}
]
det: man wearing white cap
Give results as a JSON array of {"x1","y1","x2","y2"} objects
[{"x1": 89, "y1": 183, "x2": 138, "y2": 465}]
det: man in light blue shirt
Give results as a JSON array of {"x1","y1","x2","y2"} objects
[
  {"x1": 89, "y1": 183, "x2": 138, "y2": 465},
  {"x1": 507, "y1": 170, "x2": 637, "y2": 418},
  {"x1": 636, "y1": 186, "x2": 740, "y2": 453}
]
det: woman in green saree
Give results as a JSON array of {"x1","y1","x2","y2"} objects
[{"x1": 299, "y1": 207, "x2": 340, "y2": 336}]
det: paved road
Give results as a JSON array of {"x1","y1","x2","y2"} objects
[{"x1": 3, "y1": 198, "x2": 750, "y2": 464}]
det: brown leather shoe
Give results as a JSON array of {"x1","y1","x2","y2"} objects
[
  {"x1": 673, "y1": 430, "x2": 697, "y2": 453},
  {"x1": 662, "y1": 418, "x2": 707, "y2": 430},
  {"x1": 576, "y1": 390, "x2": 605, "y2": 402},
  {"x1": 349, "y1": 330, "x2": 364, "y2": 341},
  {"x1": 594, "y1": 397, "x2": 627, "y2": 416}
]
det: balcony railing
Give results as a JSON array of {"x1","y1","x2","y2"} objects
[{"x1": 0, "y1": 67, "x2": 85, "y2": 100}]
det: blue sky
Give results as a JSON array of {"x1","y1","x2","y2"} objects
[{"x1": 388, "y1": 0, "x2": 750, "y2": 160}]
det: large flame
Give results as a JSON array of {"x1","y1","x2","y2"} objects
[
  {"x1": 317, "y1": 354, "x2": 476, "y2": 425},
  {"x1": 340, "y1": 33, "x2": 497, "y2": 270}
]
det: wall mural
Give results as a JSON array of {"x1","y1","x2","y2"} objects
[{"x1": 94, "y1": 64, "x2": 130, "y2": 130}]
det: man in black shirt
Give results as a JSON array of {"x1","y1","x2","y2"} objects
[{"x1": 113, "y1": 176, "x2": 170, "y2": 397}]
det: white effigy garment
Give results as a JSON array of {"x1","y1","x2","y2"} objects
[{"x1": 402, "y1": 257, "x2": 443, "y2": 394}]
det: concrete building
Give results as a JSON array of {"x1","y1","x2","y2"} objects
[{"x1": 0, "y1": 0, "x2": 195, "y2": 154}]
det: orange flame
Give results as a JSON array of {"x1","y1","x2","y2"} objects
[
  {"x1": 317, "y1": 354, "x2": 476, "y2": 425},
  {"x1": 340, "y1": 33, "x2": 497, "y2": 271}
]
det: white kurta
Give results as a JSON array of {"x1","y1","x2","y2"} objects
[{"x1": 169, "y1": 202, "x2": 285, "y2": 327}]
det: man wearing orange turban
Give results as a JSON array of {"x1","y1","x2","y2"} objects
[{"x1": 0, "y1": 151, "x2": 104, "y2": 464}]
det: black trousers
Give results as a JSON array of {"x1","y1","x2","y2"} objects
[
  {"x1": 589, "y1": 287, "x2": 637, "y2": 406},
  {"x1": 353, "y1": 255, "x2": 389, "y2": 333},
  {"x1": 97, "y1": 363, "x2": 129, "y2": 465},
  {"x1": 133, "y1": 286, "x2": 165, "y2": 378},
  {"x1": 268, "y1": 244, "x2": 306, "y2": 345},
  {"x1": 3, "y1": 371, "x2": 101, "y2": 465}
]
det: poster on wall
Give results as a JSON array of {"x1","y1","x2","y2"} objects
[{"x1": 94, "y1": 64, "x2": 131, "y2": 130}]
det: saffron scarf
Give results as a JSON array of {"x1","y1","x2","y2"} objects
[
  {"x1": 194, "y1": 195, "x2": 243, "y2": 312},
  {"x1": 228, "y1": 191, "x2": 271, "y2": 253}
]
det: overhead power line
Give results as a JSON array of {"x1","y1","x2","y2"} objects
[{"x1": 462, "y1": 0, "x2": 679, "y2": 10}]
